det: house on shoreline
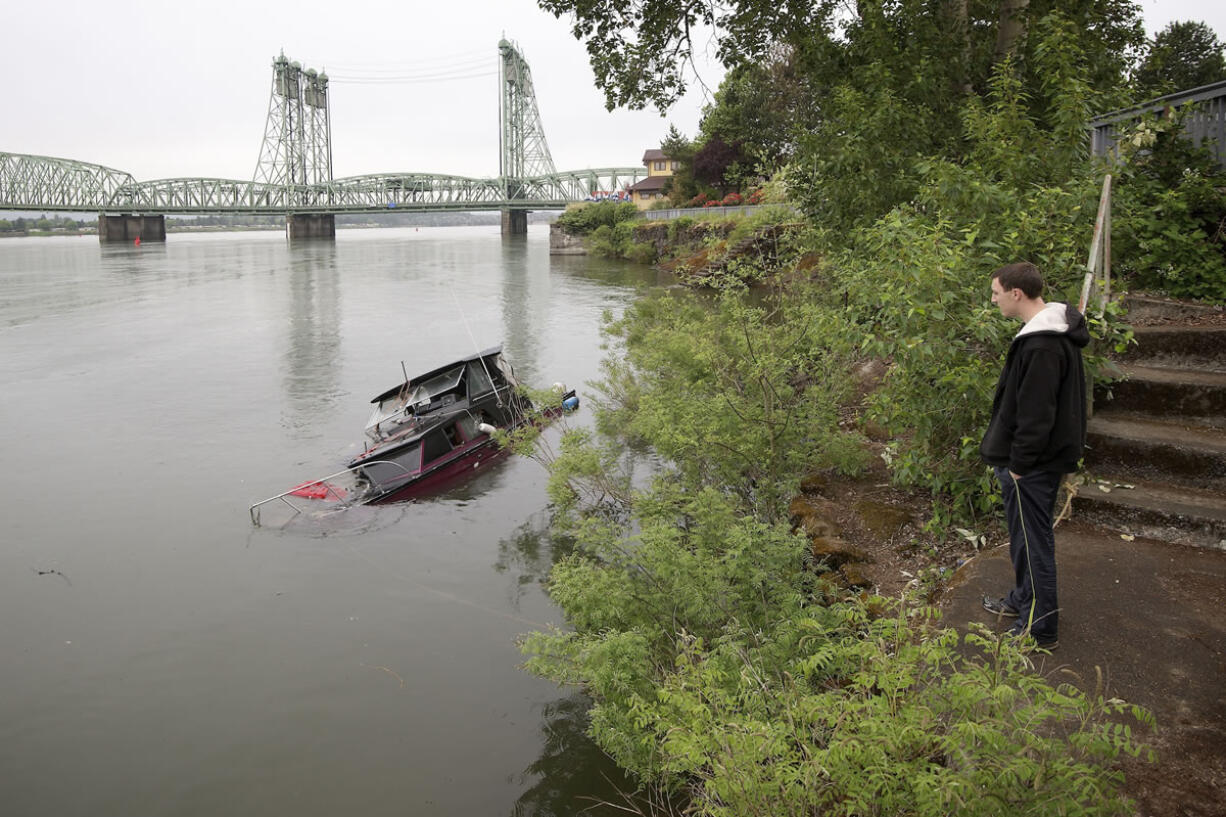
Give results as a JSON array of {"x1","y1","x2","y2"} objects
[{"x1": 627, "y1": 148, "x2": 679, "y2": 209}]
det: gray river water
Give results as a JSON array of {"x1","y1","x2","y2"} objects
[{"x1": 0, "y1": 226, "x2": 664, "y2": 816}]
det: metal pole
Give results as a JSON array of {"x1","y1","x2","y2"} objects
[
  {"x1": 1079, "y1": 174, "x2": 1111, "y2": 314},
  {"x1": 1101, "y1": 181, "x2": 1111, "y2": 314}
]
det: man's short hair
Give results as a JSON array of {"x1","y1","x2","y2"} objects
[{"x1": 991, "y1": 262, "x2": 1044, "y2": 299}]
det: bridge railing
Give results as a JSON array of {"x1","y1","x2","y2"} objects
[{"x1": 1090, "y1": 79, "x2": 1226, "y2": 168}]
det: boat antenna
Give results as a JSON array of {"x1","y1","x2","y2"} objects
[{"x1": 448, "y1": 286, "x2": 504, "y2": 408}]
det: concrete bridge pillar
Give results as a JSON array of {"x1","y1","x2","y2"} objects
[
  {"x1": 98, "y1": 214, "x2": 166, "y2": 243},
  {"x1": 286, "y1": 213, "x2": 336, "y2": 241},
  {"x1": 501, "y1": 208, "x2": 528, "y2": 236}
]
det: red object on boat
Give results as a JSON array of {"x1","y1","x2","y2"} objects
[{"x1": 287, "y1": 480, "x2": 343, "y2": 500}]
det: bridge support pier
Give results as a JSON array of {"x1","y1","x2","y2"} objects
[
  {"x1": 501, "y1": 209, "x2": 528, "y2": 236},
  {"x1": 286, "y1": 213, "x2": 336, "y2": 241},
  {"x1": 98, "y1": 214, "x2": 166, "y2": 243}
]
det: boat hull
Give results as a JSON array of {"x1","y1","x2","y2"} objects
[{"x1": 367, "y1": 438, "x2": 513, "y2": 503}]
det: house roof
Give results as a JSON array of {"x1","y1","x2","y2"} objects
[
  {"x1": 628, "y1": 175, "x2": 669, "y2": 192},
  {"x1": 642, "y1": 148, "x2": 668, "y2": 164}
]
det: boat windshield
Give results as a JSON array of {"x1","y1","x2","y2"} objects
[
  {"x1": 363, "y1": 362, "x2": 474, "y2": 442},
  {"x1": 365, "y1": 396, "x2": 411, "y2": 440},
  {"x1": 407, "y1": 365, "x2": 465, "y2": 407},
  {"x1": 467, "y1": 360, "x2": 494, "y2": 396}
]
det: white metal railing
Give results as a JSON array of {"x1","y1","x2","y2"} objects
[
  {"x1": 1078, "y1": 174, "x2": 1112, "y2": 317},
  {"x1": 248, "y1": 460, "x2": 413, "y2": 525},
  {"x1": 638, "y1": 204, "x2": 798, "y2": 222}
]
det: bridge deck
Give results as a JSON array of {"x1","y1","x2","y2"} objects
[{"x1": 0, "y1": 153, "x2": 642, "y2": 214}]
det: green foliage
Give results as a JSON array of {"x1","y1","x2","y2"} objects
[
  {"x1": 522, "y1": 304, "x2": 1151, "y2": 806},
  {"x1": 590, "y1": 221, "x2": 656, "y2": 263},
  {"x1": 791, "y1": 79, "x2": 939, "y2": 231},
  {"x1": 661, "y1": 125, "x2": 700, "y2": 205},
  {"x1": 537, "y1": 0, "x2": 828, "y2": 111},
  {"x1": 556, "y1": 200, "x2": 640, "y2": 236},
  {"x1": 697, "y1": 56, "x2": 813, "y2": 179},
  {"x1": 1110, "y1": 111, "x2": 1226, "y2": 301},
  {"x1": 790, "y1": 31, "x2": 1129, "y2": 521},
  {"x1": 517, "y1": 5, "x2": 1176, "y2": 813},
  {"x1": 590, "y1": 290, "x2": 866, "y2": 518},
  {"x1": 1133, "y1": 20, "x2": 1226, "y2": 98},
  {"x1": 523, "y1": 481, "x2": 1153, "y2": 813},
  {"x1": 692, "y1": 135, "x2": 744, "y2": 196}
]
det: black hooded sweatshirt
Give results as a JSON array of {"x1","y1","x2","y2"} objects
[{"x1": 980, "y1": 303, "x2": 1090, "y2": 476}]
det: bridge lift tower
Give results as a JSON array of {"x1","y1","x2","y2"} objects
[
  {"x1": 498, "y1": 39, "x2": 554, "y2": 235},
  {"x1": 254, "y1": 54, "x2": 334, "y2": 239}
]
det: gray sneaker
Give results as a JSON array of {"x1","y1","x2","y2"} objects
[{"x1": 982, "y1": 595, "x2": 1018, "y2": 617}]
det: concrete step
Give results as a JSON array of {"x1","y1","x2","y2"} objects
[
  {"x1": 1094, "y1": 364, "x2": 1226, "y2": 428},
  {"x1": 1071, "y1": 474, "x2": 1226, "y2": 549},
  {"x1": 1086, "y1": 413, "x2": 1226, "y2": 489},
  {"x1": 1118, "y1": 326, "x2": 1226, "y2": 372},
  {"x1": 1122, "y1": 294, "x2": 1226, "y2": 323}
]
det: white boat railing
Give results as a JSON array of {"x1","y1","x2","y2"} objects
[{"x1": 248, "y1": 460, "x2": 414, "y2": 526}]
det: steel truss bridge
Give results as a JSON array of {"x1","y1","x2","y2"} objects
[{"x1": 0, "y1": 40, "x2": 643, "y2": 217}]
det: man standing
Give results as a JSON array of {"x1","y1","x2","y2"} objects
[{"x1": 980, "y1": 262, "x2": 1089, "y2": 650}]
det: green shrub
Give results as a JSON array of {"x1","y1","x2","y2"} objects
[
  {"x1": 523, "y1": 482, "x2": 1152, "y2": 816},
  {"x1": 555, "y1": 200, "x2": 640, "y2": 236},
  {"x1": 1111, "y1": 112, "x2": 1226, "y2": 301},
  {"x1": 512, "y1": 14, "x2": 1163, "y2": 816}
]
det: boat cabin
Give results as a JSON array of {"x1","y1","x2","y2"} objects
[{"x1": 363, "y1": 346, "x2": 517, "y2": 444}]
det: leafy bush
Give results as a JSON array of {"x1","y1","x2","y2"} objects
[
  {"x1": 556, "y1": 200, "x2": 640, "y2": 236},
  {"x1": 587, "y1": 290, "x2": 866, "y2": 516},
  {"x1": 784, "y1": 22, "x2": 1135, "y2": 524},
  {"x1": 522, "y1": 480, "x2": 1152, "y2": 816},
  {"x1": 1110, "y1": 111, "x2": 1226, "y2": 301},
  {"x1": 512, "y1": 12, "x2": 1164, "y2": 816}
]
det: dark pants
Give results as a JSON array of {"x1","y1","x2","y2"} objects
[{"x1": 995, "y1": 466, "x2": 1062, "y2": 639}]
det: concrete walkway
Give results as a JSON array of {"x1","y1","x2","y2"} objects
[{"x1": 941, "y1": 520, "x2": 1226, "y2": 816}]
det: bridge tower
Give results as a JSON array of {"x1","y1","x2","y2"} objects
[
  {"x1": 254, "y1": 55, "x2": 334, "y2": 238},
  {"x1": 498, "y1": 40, "x2": 555, "y2": 235}
]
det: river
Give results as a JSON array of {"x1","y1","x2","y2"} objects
[{"x1": 0, "y1": 226, "x2": 663, "y2": 816}]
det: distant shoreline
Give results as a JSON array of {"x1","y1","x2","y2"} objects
[{"x1": 0, "y1": 220, "x2": 559, "y2": 239}]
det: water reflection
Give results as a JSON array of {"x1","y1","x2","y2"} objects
[
  {"x1": 494, "y1": 512, "x2": 578, "y2": 601},
  {"x1": 280, "y1": 242, "x2": 343, "y2": 438},
  {"x1": 511, "y1": 692, "x2": 636, "y2": 817},
  {"x1": 499, "y1": 238, "x2": 547, "y2": 383},
  {"x1": 496, "y1": 513, "x2": 639, "y2": 817}
]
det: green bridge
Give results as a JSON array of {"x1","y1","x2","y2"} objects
[{"x1": 0, "y1": 41, "x2": 643, "y2": 240}]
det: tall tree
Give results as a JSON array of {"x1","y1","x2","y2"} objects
[
  {"x1": 697, "y1": 54, "x2": 813, "y2": 173},
  {"x1": 994, "y1": 0, "x2": 1031, "y2": 62},
  {"x1": 538, "y1": 0, "x2": 1142, "y2": 112},
  {"x1": 1133, "y1": 20, "x2": 1226, "y2": 98},
  {"x1": 692, "y1": 135, "x2": 744, "y2": 194},
  {"x1": 541, "y1": 0, "x2": 1142, "y2": 225},
  {"x1": 660, "y1": 126, "x2": 699, "y2": 204}
]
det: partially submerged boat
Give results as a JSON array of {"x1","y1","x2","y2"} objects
[{"x1": 250, "y1": 345, "x2": 577, "y2": 524}]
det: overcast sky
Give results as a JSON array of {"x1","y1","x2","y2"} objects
[{"x1": 3, "y1": 0, "x2": 1224, "y2": 183}]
